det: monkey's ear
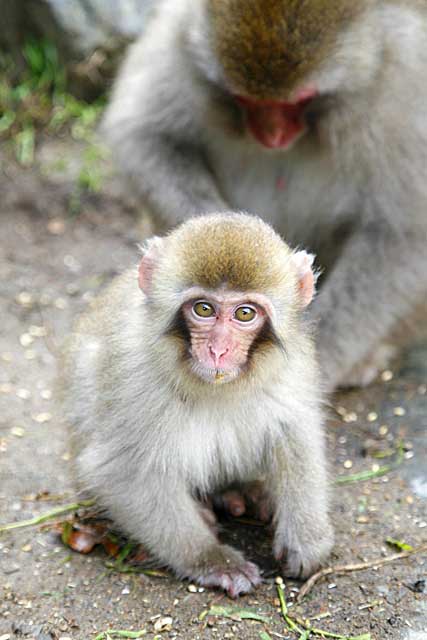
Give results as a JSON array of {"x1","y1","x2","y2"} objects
[
  {"x1": 291, "y1": 250, "x2": 317, "y2": 307},
  {"x1": 138, "y1": 237, "x2": 164, "y2": 295}
]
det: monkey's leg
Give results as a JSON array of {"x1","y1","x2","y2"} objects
[
  {"x1": 312, "y1": 227, "x2": 427, "y2": 390},
  {"x1": 269, "y1": 424, "x2": 334, "y2": 579},
  {"x1": 116, "y1": 479, "x2": 261, "y2": 597}
]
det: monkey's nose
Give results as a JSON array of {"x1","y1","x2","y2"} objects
[{"x1": 209, "y1": 345, "x2": 229, "y2": 367}]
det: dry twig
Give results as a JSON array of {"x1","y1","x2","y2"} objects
[{"x1": 298, "y1": 543, "x2": 427, "y2": 601}]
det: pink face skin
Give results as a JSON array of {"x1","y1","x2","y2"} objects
[
  {"x1": 182, "y1": 293, "x2": 270, "y2": 384},
  {"x1": 236, "y1": 86, "x2": 318, "y2": 150}
]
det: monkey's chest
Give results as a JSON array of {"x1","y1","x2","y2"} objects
[
  {"x1": 170, "y1": 405, "x2": 277, "y2": 491},
  {"x1": 208, "y1": 139, "x2": 358, "y2": 248}
]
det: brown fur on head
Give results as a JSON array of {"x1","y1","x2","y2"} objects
[
  {"x1": 207, "y1": 0, "x2": 367, "y2": 99},
  {"x1": 140, "y1": 214, "x2": 317, "y2": 349},
  {"x1": 171, "y1": 213, "x2": 294, "y2": 293}
]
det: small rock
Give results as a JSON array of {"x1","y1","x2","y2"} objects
[
  {"x1": 16, "y1": 388, "x2": 31, "y2": 400},
  {"x1": 47, "y1": 218, "x2": 66, "y2": 235},
  {"x1": 29, "y1": 325, "x2": 47, "y2": 337},
  {"x1": 19, "y1": 333, "x2": 34, "y2": 347},
  {"x1": 153, "y1": 617, "x2": 173, "y2": 632},
  {"x1": 16, "y1": 291, "x2": 34, "y2": 307},
  {"x1": 393, "y1": 407, "x2": 406, "y2": 417},
  {"x1": 11, "y1": 427, "x2": 25, "y2": 438},
  {"x1": 367, "y1": 412, "x2": 378, "y2": 422},
  {"x1": 32, "y1": 412, "x2": 52, "y2": 424}
]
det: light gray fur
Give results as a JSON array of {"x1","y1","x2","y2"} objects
[
  {"x1": 60, "y1": 219, "x2": 333, "y2": 592},
  {"x1": 102, "y1": 1, "x2": 427, "y2": 390}
]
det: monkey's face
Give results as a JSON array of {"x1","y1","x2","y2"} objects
[
  {"x1": 179, "y1": 292, "x2": 273, "y2": 384},
  {"x1": 207, "y1": 0, "x2": 367, "y2": 149}
]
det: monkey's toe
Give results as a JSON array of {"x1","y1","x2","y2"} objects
[
  {"x1": 197, "y1": 560, "x2": 262, "y2": 598},
  {"x1": 192, "y1": 544, "x2": 262, "y2": 597}
]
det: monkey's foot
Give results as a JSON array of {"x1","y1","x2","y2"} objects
[
  {"x1": 212, "y1": 481, "x2": 272, "y2": 522},
  {"x1": 339, "y1": 344, "x2": 398, "y2": 388},
  {"x1": 192, "y1": 544, "x2": 262, "y2": 598},
  {"x1": 274, "y1": 526, "x2": 334, "y2": 579}
]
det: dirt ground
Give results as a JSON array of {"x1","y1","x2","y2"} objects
[{"x1": 0, "y1": 138, "x2": 426, "y2": 640}]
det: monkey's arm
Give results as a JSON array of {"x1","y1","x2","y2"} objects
[
  {"x1": 102, "y1": 26, "x2": 228, "y2": 224},
  {"x1": 106, "y1": 471, "x2": 260, "y2": 597},
  {"x1": 266, "y1": 410, "x2": 334, "y2": 577},
  {"x1": 313, "y1": 223, "x2": 427, "y2": 390},
  {"x1": 268, "y1": 411, "x2": 333, "y2": 578}
]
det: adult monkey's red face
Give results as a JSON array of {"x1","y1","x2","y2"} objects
[
  {"x1": 236, "y1": 88, "x2": 317, "y2": 149},
  {"x1": 208, "y1": 0, "x2": 361, "y2": 149}
]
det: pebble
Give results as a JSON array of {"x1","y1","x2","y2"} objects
[
  {"x1": 11, "y1": 427, "x2": 25, "y2": 438},
  {"x1": 188, "y1": 584, "x2": 198, "y2": 593},
  {"x1": 381, "y1": 370, "x2": 394, "y2": 382},
  {"x1": 153, "y1": 617, "x2": 173, "y2": 632},
  {"x1": 21, "y1": 544, "x2": 32, "y2": 552},
  {"x1": 16, "y1": 291, "x2": 33, "y2": 307},
  {"x1": 29, "y1": 325, "x2": 47, "y2": 337},
  {"x1": 343, "y1": 460, "x2": 353, "y2": 469},
  {"x1": 54, "y1": 297, "x2": 68, "y2": 310},
  {"x1": 367, "y1": 412, "x2": 378, "y2": 422},
  {"x1": 40, "y1": 389, "x2": 52, "y2": 400},
  {"x1": 393, "y1": 407, "x2": 406, "y2": 417},
  {"x1": 357, "y1": 516, "x2": 370, "y2": 524},
  {"x1": 343, "y1": 412, "x2": 358, "y2": 423},
  {"x1": 379, "y1": 425, "x2": 389, "y2": 436},
  {"x1": 63, "y1": 254, "x2": 81, "y2": 273},
  {"x1": 19, "y1": 333, "x2": 34, "y2": 347},
  {"x1": 32, "y1": 412, "x2": 52, "y2": 424},
  {"x1": 47, "y1": 218, "x2": 66, "y2": 235},
  {"x1": 16, "y1": 388, "x2": 31, "y2": 400}
]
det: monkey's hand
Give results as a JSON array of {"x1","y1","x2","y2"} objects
[
  {"x1": 273, "y1": 524, "x2": 334, "y2": 579},
  {"x1": 190, "y1": 544, "x2": 262, "y2": 598}
]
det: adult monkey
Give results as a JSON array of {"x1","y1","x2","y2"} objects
[{"x1": 103, "y1": 0, "x2": 427, "y2": 391}]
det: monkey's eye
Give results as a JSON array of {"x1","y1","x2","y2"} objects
[
  {"x1": 193, "y1": 301, "x2": 216, "y2": 318},
  {"x1": 234, "y1": 306, "x2": 256, "y2": 322}
]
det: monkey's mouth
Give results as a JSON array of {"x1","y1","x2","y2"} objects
[
  {"x1": 190, "y1": 361, "x2": 241, "y2": 385},
  {"x1": 236, "y1": 92, "x2": 317, "y2": 150}
]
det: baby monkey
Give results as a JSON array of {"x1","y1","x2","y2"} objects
[{"x1": 61, "y1": 213, "x2": 333, "y2": 597}]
